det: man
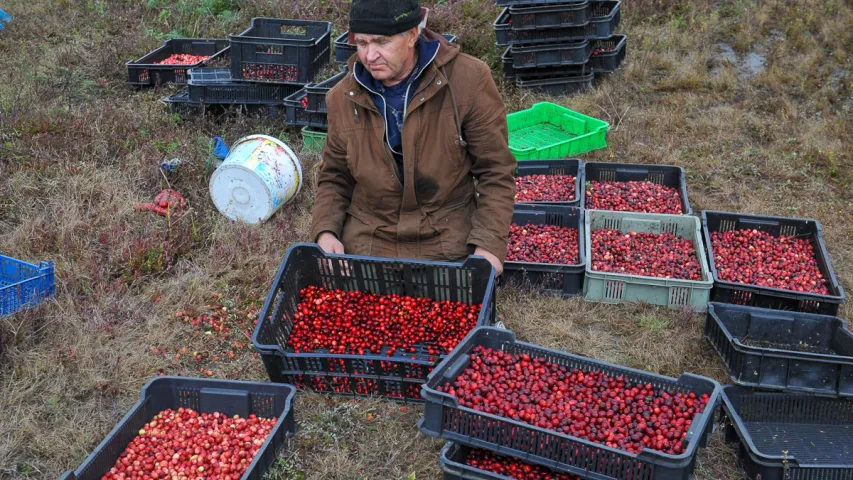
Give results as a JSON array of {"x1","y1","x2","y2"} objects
[{"x1": 310, "y1": 0, "x2": 517, "y2": 274}]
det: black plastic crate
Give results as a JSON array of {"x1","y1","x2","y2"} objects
[
  {"x1": 510, "y1": 40, "x2": 594, "y2": 69},
  {"x1": 508, "y1": 1, "x2": 590, "y2": 30},
  {"x1": 252, "y1": 243, "x2": 497, "y2": 403},
  {"x1": 705, "y1": 303, "x2": 853, "y2": 398},
  {"x1": 165, "y1": 88, "x2": 283, "y2": 120},
  {"x1": 503, "y1": 205, "x2": 585, "y2": 297},
  {"x1": 335, "y1": 32, "x2": 458, "y2": 64},
  {"x1": 230, "y1": 18, "x2": 331, "y2": 84},
  {"x1": 502, "y1": 47, "x2": 593, "y2": 82},
  {"x1": 305, "y1": 68, "x2": 348, "y2": 113},
  {"x1": 590, "y1": 34, "x2": 627, "y2": 73},
  {"x1": 59, "y1": 377, "x2": 297, "y2": 480},
  {"x1": 419, "y1": 327, "x2": 723, "y2": 480},
  {"x1": 495, "y1": 1, "x2": 621, "y2": 46},
  {"x1": 515, "y1": 158, "x2": 584, "y2": 207},
  {"x1": 284, "y1": 88, "x2": 328, "y2": 128},
  {"x1": 582, "y1": 162, "x2": 692, "y2": 215},
  {"x1": 721, "y1": 386, "x2": 853, "y2": 480},
  {"x1": 514, "y1": 69, "x2": 595, "y2": 95},
  {"x1": 127, "y1": 38, "x2": 229, "y2": 86},
  {"x1": 187, "y1": 68, "x2": 303, "y2": 104},
  {"x1": 702, "y1": 211, "x2": 845, "y2": 315},
  {"x1": 498, "y1": 0, "x2": 584, "y2": 6},
  {"x1": 440, "y1": 442, "x2": 580, "y2": 480}
]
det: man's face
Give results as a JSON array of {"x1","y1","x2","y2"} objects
[{"x1": 354, "y1": 28, "x2": 418, "y2": 84}]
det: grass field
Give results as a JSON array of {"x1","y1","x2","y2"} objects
[{"x1": 1, "y1": 0, "x2": 852, "y2": 478}]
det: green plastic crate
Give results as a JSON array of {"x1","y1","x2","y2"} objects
[
  {"x1": 301, "y1": 126, "x2": 327, "y2": 152},
  {"x1": 507, "y1": 102, "x2": 609, "y2": 161},
  {"x1": 583, "y1": 210, "x2": 713, "y2": 311}
]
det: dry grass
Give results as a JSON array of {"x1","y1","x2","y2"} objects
[{"x1": 1, "y1": 0, "x2": 852, "y2": 478}]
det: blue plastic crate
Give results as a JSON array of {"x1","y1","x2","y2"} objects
[
  {"x1": 1, "y1": 254, "x2": 55, "y2": 316},
  {"x1": 0, "y1": 9, "x2": 10, "y2": 30}
]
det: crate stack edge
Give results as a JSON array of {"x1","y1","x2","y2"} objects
[{"x1": 495, "y1": 0, "x2": 627, "y2": 95}]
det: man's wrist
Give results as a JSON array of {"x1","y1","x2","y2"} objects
[{"x1": 316, "y1": 231, "x2": 338, "y2": 242}]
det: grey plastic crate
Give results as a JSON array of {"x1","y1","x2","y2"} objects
[{"x1": 583, "y1": 210, "x2": 713, "y2": 311}]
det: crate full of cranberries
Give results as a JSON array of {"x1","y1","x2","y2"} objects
[
  {"x1": 59, "y1": 377, "x2": 297, "y2": 480},
  {"x1": 229, "y1": 18, "x2": 331, "y2": 84},
  {"x1": 583, "y1": 210, "x2": 713, "y2": 311},
  {"x1": 583, "y1": 162, "x2": 692, "y2": 215},
  {"x1": 702, "y1": 210, "x2": 845, "y2": 315},
  {"x1": 440, "y1": 442, "x2": 587, "y2": 480},
  {"x1": 514, "y1": 158, "x2": 584, "y2": 207},
  {"x1": 419, "y1": 327, "x2": 722, "y2": 480},
  {"x1": 252, "y1": 243, "x2": 497, "y2": 403},
  {"x1": 706, "y1": 302, "x2": 853, "y2": 397},
  {"x1": 127, "y1": 38, "x2": 229, "y2": 86},
  {"x1": 504, "y1": 205, "x2": 585, "y2": 297}
]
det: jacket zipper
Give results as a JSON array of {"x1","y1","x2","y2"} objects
[
  {"x1": 352, "y1": 73, "x2": 402, "y2": 160},
  {"x1": 403, "y1": 45, "x2": 441, "y2": 122}
]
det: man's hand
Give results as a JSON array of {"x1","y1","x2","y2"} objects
[
  {"x1": 317, "y1": 232, "x2": 345, "y2": 254},
  {"x1": 474, "y1": 247, "x2": 503, "y2": 276}
]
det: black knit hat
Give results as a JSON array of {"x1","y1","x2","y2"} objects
[{"x1": 349, "y1": 0, "x2": 422, "y2": 36}]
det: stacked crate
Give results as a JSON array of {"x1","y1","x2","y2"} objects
[
  {"x1": 495, "y1": 0, "x2": 627, "y2": 94},
  {"x1": 161, "y1": 18, "x2": 332, "y2": 121}
]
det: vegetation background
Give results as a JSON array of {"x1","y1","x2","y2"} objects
[{"x1": 1, "y1": 0, "x2": 851, "y2": 478}]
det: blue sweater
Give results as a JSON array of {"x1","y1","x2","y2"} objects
[{"x1": 353, "y1": 37, "x2": 441, "y2": 183}]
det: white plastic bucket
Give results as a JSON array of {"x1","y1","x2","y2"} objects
[{"x1": 209, "y1": 134, "x2": 302, "y2": 224}]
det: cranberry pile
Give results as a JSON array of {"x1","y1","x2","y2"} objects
[
  {"x1": 585, "y1": 181, "x2": 683, "y2": 214},
  {"x1": 464, "y1": 448, "x2": 581, "y2": 480},
  {"x1": 287, "y1": 286, "x2": 481, "y2": 356},
  {"x1": 241, "y1": 63, "x2": 299, "y2": 82},
  {"x1": 591, "y1": 229, "x2": 702, "y2": 280},
  {"x1": 711, "y1": 229, "x2": 828, "y2": 294},
  {"x1": 515, "y1": 175, "x2": 577, "y2": 203},
  {"x1": 592, "y1": 46, "x2": 614, "y2": 56},
  {"x1": 154, "y1": 54, "x2": 209, "y2": 65},
  {"x1": 506, "y1": 224, "x2": 580, "y2": 265},
  {"x1": 438, "y1": 346, "x2": 710, "y2": 455},
  {"x1": 102, "y1": 408, "x2": 276, "y2": 480}
]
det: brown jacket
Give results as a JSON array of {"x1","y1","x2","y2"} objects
[{"x1": 310, "y1": 30, "x2": 517, "y2": 263}]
